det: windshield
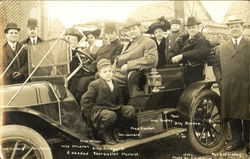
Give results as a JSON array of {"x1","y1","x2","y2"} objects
[{"x1": 28, "y1": 38, "x2": 70, "y2": 77}]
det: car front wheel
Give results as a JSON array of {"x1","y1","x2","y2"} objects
[
  {"x1": 188, "y1": 89, "x2": 228, "y2": 154},
  {"x1": 0, "y1": 125, "x2": 53, "y2": 159}
]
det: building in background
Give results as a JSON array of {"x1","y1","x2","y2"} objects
[{"x1": 0, "y1": 1, "x2": 48, "y2": 47}]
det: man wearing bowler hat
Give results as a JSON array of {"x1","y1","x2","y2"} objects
[
  {"x1": 22, "y1": 18, "x2": 43, "y2": 45},
  {"x1": 1, "y1": 23, "x2": 28, "y2": 85},
  {"x1": 165, "y1": 18, "x2": 182, "y2": 62},
  {"x1": 213, "y1": 15, "x2": 250, "y2": 155},
  {"x1": 112, "y1": 18, "x2": 158, "y2": 86},
  {"x1": 167, "y1": 16, "x2": 210, "y2": 85},
  {"x1": 96, "y1": 21, "x2": 123, "y2": 64}
]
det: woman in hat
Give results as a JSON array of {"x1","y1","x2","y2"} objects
[
  {"x1": 168, "y1": 16, "x2": 211, "y2": 85},
  {"x1": 146, "y1": 16, "x2": 170, "y2": 68},
  {"x1": 83, "y1": 29, "x2": 101, "y2": 59}
]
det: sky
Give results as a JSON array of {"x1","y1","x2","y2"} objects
[{"x1": 47, "y1": 1, "x2": 232, "y2": 27}]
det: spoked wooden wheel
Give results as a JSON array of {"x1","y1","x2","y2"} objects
[
  {"x1": 0, "y1": 125, "x2": 53, "y2": 159},
  {"x1": 188, "y1": 90, "x2": 228, "y2": 154}
]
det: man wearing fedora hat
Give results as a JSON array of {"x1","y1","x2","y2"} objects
[
  {"x1": 167, "y1": 16, "x2": 210, "y2": 85},
  {"x1": 83, "y1": 29, "x2": 101, "y2": 59},
  {"x1": 213, "y1": 15, "x2": 250, "y2": 154},
  {"x1": 113, "y1": 18, "x2": 158, "y2": 86},
  {"x1": 165, "y1": 18, "x2": 182, "y2": 61},
  {"x1": 146, "y1": 16, "x2": 170, "y2": 68},
  {"x1": 22, "y1": 18, "x2": 43, "y2": 45},
  {"x1": 1, "y1": 23, "x2": 28, "y2": 85},
  {"x1": 96, "y1": 21, "x2": 123, "y2": 64}
]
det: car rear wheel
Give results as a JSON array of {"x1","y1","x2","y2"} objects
[
  {"x1": 0, "y1": 125, "x2": 53, "y2": 159},
  {"x1": 188, "y1": 89, "x2": 228, "y2": 154}
]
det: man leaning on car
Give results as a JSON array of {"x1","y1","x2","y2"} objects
[{"x1": 1, "y1": 23, "x2": 28, "y2": 85}]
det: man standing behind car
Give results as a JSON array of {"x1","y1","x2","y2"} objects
[
  {"x1": 21, "y1": 18, "x2": 43, "y2": 45},
  {"x1": 213, "y1": 15, "x2": 250, "y2": 155},
  {"x1": 167, "y1": 17, "x2": 210, "y2": 85},
  {"x1": 112, "y1": 18, "x2": 158, "y2": 86},
  {"x1": 1, "y1": 23, "x2": 28, "y2": 85}
]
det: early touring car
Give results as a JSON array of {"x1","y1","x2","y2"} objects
[{"x1": 0, "y1": 38, "x2": 228, "y2": 159}]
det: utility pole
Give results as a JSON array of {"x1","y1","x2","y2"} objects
[{"x1": 174, "y1": 1, "x2": 185, "y2": 32}]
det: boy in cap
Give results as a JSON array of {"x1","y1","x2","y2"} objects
[
  {"x1": 80, "y1": 58, "x2": 135, "y2": 145},
  {"x1": 1, "y1": 23, "x2": 28, "y2": 85},
  {"x1": 22, "y1": 18, "x2": 43, "y2": 45}
]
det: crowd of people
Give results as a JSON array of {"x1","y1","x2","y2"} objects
[{"x1": 1, "y1": 15, "x2": 249, "y2": 155}]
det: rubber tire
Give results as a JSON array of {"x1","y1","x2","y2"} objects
[
  {"x1": 0, "y1": 124, "x2": 53, "y2": 159},
  {"x1": 188, "y1": 89, "x2": 228, "y2": 155}
]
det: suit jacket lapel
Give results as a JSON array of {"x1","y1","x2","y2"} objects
[
  {"x1": 233, "y1": 38, "x2": 247, "y2": 57},
  {"x1": 124, "y1": 40, "x2": 139, "y2": 54},
  {"x1": 99, "y1": 78, "x2": 111, "y2": 95},
  {"x1": 224, "y1": 40, "x2": 235, "y2": 57},
  {"x1": 6, "y1": 43, "x2": 15, "y2": 60}
]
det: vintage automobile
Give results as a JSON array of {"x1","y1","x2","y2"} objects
[{"x1": 0, "y1": 38, "x2": 227, "y2": 159}]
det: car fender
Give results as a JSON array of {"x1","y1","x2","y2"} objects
[{"x1": 177, "y1": 81, "x2": 216, "y2": 118}]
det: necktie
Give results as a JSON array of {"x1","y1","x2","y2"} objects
[
  {"x1": 234, "y1": 39, "x2": 238, "y2": 49},
  {"x1": 12, "y1": 44, "x2": 16, "y2": 51}
]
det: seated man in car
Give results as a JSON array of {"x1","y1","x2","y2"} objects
[
  {"x1": 112, "y1": 18, "x2": 158, "y2": 86},
  {"x1": 80, "y1": 59, "x2": 135, "y2": 145},
  {"x1": 167, "y1": 17, "x2": 211, "y2": 85}
]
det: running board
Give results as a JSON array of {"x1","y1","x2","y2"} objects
[{"x1": 103, "y1": 127, "x2": 187, "y2": 151}]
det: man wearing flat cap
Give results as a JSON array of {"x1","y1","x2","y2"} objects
[
  {"x1": 213, "y1": 15, "x2": 250, "y2": 154},
  {"x1": 1, "y1": 23, "x2": 28, "y2": 85},
  {"x1": 165, "y1": 18, "x2": 182, "y2": 62},
  {"x1": 96, "y1": 21, "x2": 123, "y2": 64},
  {"x1": 167, "y1": 16, "x2": 210, "y2": 85},
  {"x1": 146, "y1": 16, "x2": 170, "y2": 68},
  {"x1": 113, "y1": 18, "x2": 158, "y2": 86},
  {"x1": 22, "y1": 18, "x2": 43, "y2": 45}
]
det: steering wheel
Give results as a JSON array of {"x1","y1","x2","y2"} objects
[{"x1": 75, "y1": 50, "x2": 96, "y2": 73}]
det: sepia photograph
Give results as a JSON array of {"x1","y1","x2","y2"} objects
[{"x1": 0, "y1": 1, "x2": 249, "y2": 159}]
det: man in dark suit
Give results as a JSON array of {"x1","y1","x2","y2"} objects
[
  {"x1": 96, "y1": 21, "x2": 123, "y2": 64},
  {"x1": 1, "y1": 23, "x2": 28, "y2": 85},
  {"x1": 168, "y1": 17, "x2": 211, "y2": 85},
  {"x1": 81, "y1": 59, "x2": 135, "y2": 145},
  {"x1": 21, "y1": 18, "x2": 43, "y2": 45},
  {"x1": 213, "y1": 16, "x2": 250, "y2": 155},
  {"x1": 165, "y1": 18, "x2": 182, "y2": 63}
]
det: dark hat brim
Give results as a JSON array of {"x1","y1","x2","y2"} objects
[
  {"x1": 146, "y1": 21, "x2": 170, "y2": 34},
  {"x1": 83, "y1": 29, "x2": 101, "y2": 39},
  {"x1": 185, "y1": 22, "x2": 201, "y2": 26},
  {"x1": 225, "y1": 20, "x2": 245, "y2": 25},
  {"x1": 4, "y1": 27, "x2": 20, "y2": 33}
]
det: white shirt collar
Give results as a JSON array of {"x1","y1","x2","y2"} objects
[
  {"x1": 8, "y1": 41, "x2": 17, "y2": 50},
  {"x1": 232, "y1": 36, "x2": 243, "y2": 45},
  {"x1": 30, "y1": 36, "x2": 38, "y2": 43}
]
